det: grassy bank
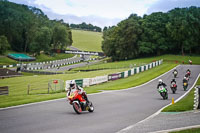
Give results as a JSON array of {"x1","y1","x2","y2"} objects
[
  {"x1": 72, "y1": 29, "x2": 103, "y2": 52},
  {"x1": 162, "y1": 76, "x2": 200, "y2": 112}
]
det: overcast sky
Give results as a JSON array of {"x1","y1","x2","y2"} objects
[{"x1": 8, "y1": 0, "x2": 200, "y2": 28}]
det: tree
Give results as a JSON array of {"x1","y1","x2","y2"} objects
[
  {"x1": 30, "y1": 27, "x2": 52, "y2": 55},
  {"x1": 52, "y1": 24, "x2": 70, "y2": 49},
  {"x1": 0, "y1": 35, "x2": 10, "y2": 54},
  {"x1": 102, "y1": 14, "x2": 142, "y2": 60},
  {"x1": 139, "y1": 12, "x2": 169, "y2": 56}
]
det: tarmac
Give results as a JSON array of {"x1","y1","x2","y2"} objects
[{"x1": 121, "y1": 110, "x2": 200, "y2": 133}]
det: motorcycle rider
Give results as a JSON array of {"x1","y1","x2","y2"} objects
[
  {"x1": 157, "y1": 79, "x2": 167, "y2": 90},
  {"x1": 171, "y1": 79, "x2": 176, "y2": 84},
  {"x1": 183, "y1": 77, "x2": 188, "y2": 83},
  {"x1": 173, "y1": 69, "x2": 178, "y2": 77},
  {"x1": 67, "y1": 80, "x2": 89, "y2": 104}
]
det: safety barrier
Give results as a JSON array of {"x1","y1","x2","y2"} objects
[
  {"x1": 194, "y1": 86, "x2": 200, "y2": 110},
  {"x1": 0, "y1": 55, "x2": 80, "y2": 70},
  {"x1": 65, "y1": 59, "x2": 163, "y2": 90}
]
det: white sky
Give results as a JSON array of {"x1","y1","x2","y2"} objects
[{"x1": 33, "y1": 0, "x2": 159, "y2": 19}]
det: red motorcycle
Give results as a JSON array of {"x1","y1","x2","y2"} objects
[
  {"x1": 186, "y1": 71, "x2": 191, "y2": 77},
  {"x1": 170, "y1": 82, "x2": 177, "y2": 94},
  {"x1": 67, "y1": 90, "x2": 94, "y2": 114}
]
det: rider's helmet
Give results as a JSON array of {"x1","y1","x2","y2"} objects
[
  {"x1": 172, "y1": 79, "x2": 175, "y2": 82},
  {"x1": 69, "y1": 80, "x2": 76, "y2": 89},
  {"x1": 158, "y1": 79, "x2": 162, "y2": 84}
]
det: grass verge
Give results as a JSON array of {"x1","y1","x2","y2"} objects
[
  {"x1": 170, "y1": 128, "x2": 200, "y2": 133},
  {"x1": 162, "y1": 76, "x2": 200, "y2": 112}
]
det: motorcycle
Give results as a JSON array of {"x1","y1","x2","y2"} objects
[
  {"x1": 158, "y1": 86, "x2": 168, "y2": 100},
  {"x1": 186, "y1": 71, "x2": 191, "y2": 77},
  {"x1": 68, "y1": 90, "x2": 94, "y2": 114},
  {"x1": 170, "y1": 82, "x2": 177, "y2": 94},
  {"x1": 173, "y1": 71, "x2": 178, "y2": 78},
  {"x1": 183, "y1": 82, "x2": 188, "y2": 91}
]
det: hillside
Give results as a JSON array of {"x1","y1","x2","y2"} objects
[{"x1": 72, "y1": 29, "x2": 103, "y2": 52}]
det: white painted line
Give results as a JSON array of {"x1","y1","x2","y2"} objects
[
  {"x1": 0, "y1": 64, "x2": 177, "y2": 111},
  {"x1": 151, "y1": 125, "x2": 200, "y2": 133},
  {"x1": 117, "y1": 72, "x2": 200, "y2": 133}
]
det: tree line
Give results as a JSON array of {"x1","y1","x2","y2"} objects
[
  {"x1": 102, "y1": 6, "x2": 200, "y2": 61},
  {"x1": 0, "y1": 0, "x2": 72, "y2": 55},
  {"x1": 70, "y1": 22, "x2": 102, "y2": 32}
]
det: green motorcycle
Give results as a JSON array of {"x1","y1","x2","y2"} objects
[
  {"x1": 183, "y1": 82, "x2": 188, "y2": 91},
  {"x1": 158, "y1": 86, "x2": 168, "y2": 100}
]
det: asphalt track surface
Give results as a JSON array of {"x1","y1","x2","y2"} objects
[{"x1": 0, "y1": 65, "x2": 199, "y2": 133}]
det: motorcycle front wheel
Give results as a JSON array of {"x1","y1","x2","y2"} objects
[
  {"x1": 88, "y1": 102, "x2": 94, "y2": 112},
  {"x1": 73, "y1": 102, "x2": 82, "y2": 114}
]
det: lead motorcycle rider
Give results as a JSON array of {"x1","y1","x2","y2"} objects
[
  {"x1": 157, "y1": 79, "x2": 167, "y2": 90},
  {"x1": 67, "y1": 80, "x2": 89, "y2": 104}
]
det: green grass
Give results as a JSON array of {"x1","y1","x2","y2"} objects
[
  {"x1": 72, "y1": 29, "x2": 103, "y2": 52},
  {"x1": 162, "y1": 77, "x2": 200, "y2": 112},
  {"x1": 170, "y1": 128, "x2": 200, "y2": 133}
]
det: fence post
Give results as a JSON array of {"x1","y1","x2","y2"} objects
[
  {"x1": 48, "y1": 83, "x2": 50, "y2": 94},
  {"x1": 27, "y1": 84, "x2": 30, "y2": 95}
]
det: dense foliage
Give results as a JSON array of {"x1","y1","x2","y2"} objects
[
  {"x1": 0, "y1": 0, "x2": 72, "y2": 55},
  {"x1": 70, "y1": 22, "x2": 102, "y2": 32},
  {"x1": 102, "y1": 7, "x2": 200, "y2": 61}
]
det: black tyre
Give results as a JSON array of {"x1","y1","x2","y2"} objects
[
  {"x1": 88, "y1": 102, "x2": 94, "y2": 112},
  {"x1": 73, "y1": 102, "x2": 82, "y2": 114}
]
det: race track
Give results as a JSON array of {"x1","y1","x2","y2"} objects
[{"x1": 0, "y1": 65, "x2": 199, "y2": 133}]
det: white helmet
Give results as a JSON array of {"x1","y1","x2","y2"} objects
[
  {"x1": 158, "y1": 79, "x2": 162, "y2": 83},
  {"x1": 69, "y1": 80, "x2": 76, "y2": 88}
]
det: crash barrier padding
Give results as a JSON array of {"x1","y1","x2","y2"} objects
[
  {"x1": 108, "y1": 73, "x2": 122, "y2": 81},
  {"x1": 0, "y1": 86, "x2": 8, "y2": 95},
  {"x1": 0, "y1": 55, "x2": 80, "y2": 70},
  {"x1": 75, "y1": 79, "x2": 83, "y2": 87},
  {"x1": 65, "y1": 59, "x2": 163, "y2": 89},
  {"x1": 128, "y1": 70, "x2": 131, "y2": 76},
  {"x1": 194, "y1": 86, "x2": 200, "y2": 110}
]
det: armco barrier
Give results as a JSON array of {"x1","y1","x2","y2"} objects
[{"x1": 89, "y1": 75, "x2": 108, "y2": 86}]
